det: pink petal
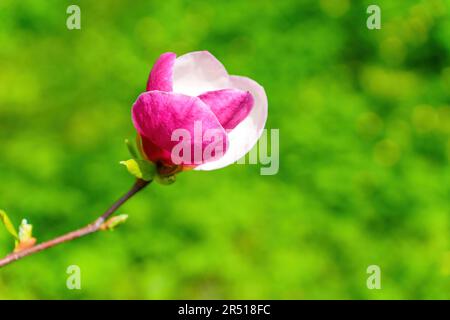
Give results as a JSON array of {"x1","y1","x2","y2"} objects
[
  {"x1": 173, "y1": 51, "x2": 231, "y2": 96},
  {"x1": 132, "y1": 91, "x2": 229, "y2": 166},
  {"x1": 146, "y1": 52, "x2": 176, "y2": 92},
  {"x1": 198, "y1": 89, "x2": 254, "y2": 130},
  {"x1": 195, "y1": 76, "x2": 268, "y2": 171}
]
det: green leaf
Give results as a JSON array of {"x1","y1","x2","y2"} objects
[
  {"x1": 120, "y1": 159, "x2": 156, "y2": 181},
  {"x1": 125, "y1": 138, "x2": 138, "y2": 159},
  {"x1": 100, "y1": 214, "x2": 129, "y2": 231},
  {"x1": 0, "y1": 210, "x2": 19, "y2": 240}
]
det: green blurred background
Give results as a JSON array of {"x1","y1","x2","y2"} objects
[{"x1": 0, "y1": 0, "x2": 449, "y2": 299}]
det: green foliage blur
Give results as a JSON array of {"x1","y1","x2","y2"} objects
[{"x1": 0, "y1": 0, "x2": 449, "y2": 299}]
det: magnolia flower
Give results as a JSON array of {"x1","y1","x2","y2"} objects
[{"x1": 132, "y1": 51, "x2": 268, "y2": 173}]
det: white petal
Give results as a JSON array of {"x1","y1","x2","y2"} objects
[
  {"x1": 172, "y1": 51, "x2": 231, "y2": 96},
  {"x1": 195, "y1": 75, "x2": 268, "y2": 171}
]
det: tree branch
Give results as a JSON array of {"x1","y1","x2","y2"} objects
[{"x1": 0, "y1": 179, "x2": 150, "y2": 268}]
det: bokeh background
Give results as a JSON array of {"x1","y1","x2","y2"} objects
[{"x1": 0, "y1": 0, "x2": 449, "y2": 299}]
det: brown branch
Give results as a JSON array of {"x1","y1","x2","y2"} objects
[{"x1": 0, "y1": 179, "x2": 150, "y2": 268}]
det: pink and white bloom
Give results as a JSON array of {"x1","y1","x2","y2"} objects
[{"x1": 132, "y1": 51, "x2": 268, "y2": 172}]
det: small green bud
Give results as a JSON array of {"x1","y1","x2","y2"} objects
[
  {"x1": 14, "y1": 219, "x2": 36, "y2": 252},
  {"x1": 100, "y1": 214, "x2": 129, "y2": 231},
  {"x1": 155, "y1": 174, "x2": 176, "y2": 185},
  {"x1": 18, "y1": 219, "x2": 33, "y2": 241}
]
